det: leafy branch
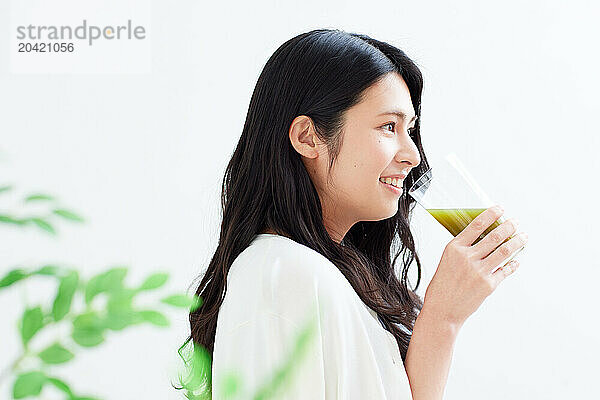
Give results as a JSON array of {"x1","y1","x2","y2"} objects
[
  {"x1": 0, "y1": 182, "x2": 201, "y2": 399},
  {"x1": 0, "y1": 263, "x2": 202, "y2": 399},
  {"x1": 0, "y1": 184, "x2": 84, "y2": 235}
]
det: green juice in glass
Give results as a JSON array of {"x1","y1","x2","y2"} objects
[{"x1": 426, "y1": 208, "x2": 512, "y2": 246}]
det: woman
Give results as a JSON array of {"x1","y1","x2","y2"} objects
[{"x1": 183, "y1": 28, "x2": 528, "y2": 399}]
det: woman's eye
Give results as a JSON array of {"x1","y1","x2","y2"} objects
[
  {"x1": 381, "y1": 122, "x2": 415, "y2": 135},
  {"x1": 382, "y1": 122, "x2": 396, "y2": 132}
]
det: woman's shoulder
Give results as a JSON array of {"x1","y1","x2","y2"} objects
[
  {"x1": 224, "y1": 234, "x2": 356, "y2": 316},
  {"x1": 229, "y1": 234, "x2": 344, "y2": 287}
]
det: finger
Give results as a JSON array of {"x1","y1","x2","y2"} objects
[
  {"x1": 489, "y1": 259, "x2": 520, "y2": 288},
  {"x1": 483, "y1": 232, "x2": 528, "y2": 272},
  {"x1": 472, "y1": 217, "x2": 519, "y2": 259},
  {"x1": 454, "y1": 205, "x2": 504, "y2": 246}
]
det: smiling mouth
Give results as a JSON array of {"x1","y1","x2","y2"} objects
[
  {"x1": 379, "y1": 179, "x2": 403, "y2": 196},
  {"x1": 378, "y1": 177, "x2": 403, "y2": 189}
]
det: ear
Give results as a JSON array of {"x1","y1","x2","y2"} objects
[{"x1": 288, "y1": 115, "x2": 323, "y2": 159}]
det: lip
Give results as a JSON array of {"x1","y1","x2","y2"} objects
[
  {"x1": 379, "y1": 179, "x2": 403, "y2": 195},
  {"x1": 380, "y1": 173, "x2": 407, "y2": 180}
]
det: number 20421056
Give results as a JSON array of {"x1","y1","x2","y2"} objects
[{"x1": 18, "y1": 42, "x2": 74, "y2": 52}]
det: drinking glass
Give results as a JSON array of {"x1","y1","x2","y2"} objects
[{"x1": 408, "y1": 153, "x2": 526, "y2": 269}]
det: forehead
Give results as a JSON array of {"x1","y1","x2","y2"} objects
[{"x1": 356, "y1": 72, "x2": 415, "y2": 118}]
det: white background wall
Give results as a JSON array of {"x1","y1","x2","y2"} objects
[{"x1": 1, "y1": 0, "x2": 598, "y2": 399}]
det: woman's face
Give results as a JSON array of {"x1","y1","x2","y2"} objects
[{"x1": 291, "y1": 72, "x2": 421, "y2": 243}]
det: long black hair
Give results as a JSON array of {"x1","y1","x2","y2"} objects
[{"x1": 184, "y1": 28, "x2": 431, "y2": 395}]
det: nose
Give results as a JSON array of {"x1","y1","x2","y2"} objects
[{"x1": 393, "y1": 130, "x2": 421, "y2": 169}]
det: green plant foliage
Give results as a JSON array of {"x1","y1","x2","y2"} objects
[
  {"x1": 71, "y1": 311, "x2": 106, "y2": 347},
  {"x1": 12, "y1": 371, "x2": 46, "y2": 398},
  {"x1": 29, "y1": 217, "x2": 56, "y2": 234},
  {"x1": 1, "y1": 180, "x2": 213, "y2": 400},
  {"x1": 23, "y1": 193, "x2": 55, "y2": 202},
  {"x1": 33, "y1": 264, "x2": 63, "y2": 276},
  {"x1": 0, "y1": 188, "x2": 85, "y2": 235},
  {"x1": 37, "y1": 342, "x2": 75, "y2": 364},
  {"x1": 138, "y1": 310, "x2": 170, "y2": 327},
  {"x1": 138, "y1": 272, "x2": 169, "y2": 291},
  {"x1": 20, "y1": 306, "x2": 45, "y2": 346},
  {"x1": 0, "y1": 184, "x2": 13, "y2": 194},
  {"x1": 3, "y1": 263, "x2": 199, "y2": 398},
  {"x1": 0, "y1": 269, "x2": 29, "y2": 288},
  {"x1": 52, "y1": 208, "x2": 85, "y2": 222},
  {"x1": 84, "y1": 267, "x2": 128, "y2": 305},
  {"x1": 0, "y1": 214, "x2": 27, "y2": 225},
  {"x1": 52, "y1": 270, "x2": 79, "y2": 322},
  {"x1": 161, "y1": 293, "x2": 203, "y2": 312},
  {"x1": 46, "y1": 376, "x2": 74, "y2": 396},
  {"x1": 104, "y1": 288, "x2": 141, "y2": 331}
]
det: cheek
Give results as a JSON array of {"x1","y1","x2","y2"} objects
[
  {"x1": 369, "y1": 138, "x2": 396, "y2": 175},
  {"x1": 332, "y1": 135, "x2": 394, "y2": 191},
  {"x1": 376, "y1": 136, "x2": 396, "y2": 155}
]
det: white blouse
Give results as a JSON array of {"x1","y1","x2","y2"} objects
[{"x1": 211, "y1": 233, "x2": 414, "y2": 399}]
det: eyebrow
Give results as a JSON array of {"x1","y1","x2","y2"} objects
[{"x1": 378, "y1": 110, "x2": 418, "y2": 123}]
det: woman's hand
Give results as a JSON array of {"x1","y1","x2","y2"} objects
[{"x1": 422, "y1": 205, "x2": 529, "y2": 327}]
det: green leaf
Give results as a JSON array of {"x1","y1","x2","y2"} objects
[
  {"x1": 0, "y1": 214, "x2": 28, "y2": 225},
  {"x1": 33, "y1": 264, "x2": 63, "y2": 276},
  {"x1": 23, "y1": 193, "x2": 55, "y2": 202},
  {"x1": 72, "y1": 329, "x2": 104, "y2": 347},
  {"x1": 138, "y1": 310, "x2": 169, "y2": 327},
  {"x1": 160, "y1": 294, "x2": 191, "y2": 308},
  {"x1": 104, "y1": 309, "x2": 143, "y2": 331},
  {"x1": 138, "y1": 272, "x2": 169, "y2": 291},
  {"x1": 102, "y1": 267, "x2": 128, "y2": 291},
  {"x1": 72, "y1": 311, "x2": 105, "y2": 347},
  {"x1": 84, "y1": 274, "x2": 105, "y2": 305},
  {"x1": 46, "y1": 377, "x2": 73, "y2": 396},
  {"x1": 160, "y1": 294, "x2": 202, "y2": 311},
  {"x1": 47, "y1": 377, "x2": 73, "y2": 398},
  {"x1": 21, "y1": 306, "x2": 44, "y2": 346},
  {"x1": 84, "y1": 267, "x2": 128, "y2": 305},
  {"x1": 52, "y1": 270, "x2": 79, "y2": 322},
  {"x1": 106, "y1": 288, "x2": 137, "y2": 313},
  {"x1": 38, "y1": 342, "x2": 75, "y2": 364},
  {"x1": 104, "y1": 288, "x2": 141, "y2": 330},
  {"x1": 0, "y1": 184, "x2": 13, "y2": 194},
  {"x1": 52, "y1": 208, "x2": 85, "y2": 222},
  {"x1": 30, "y1": 217, "x2": 56, "y2": 234},
  {"x1": 0, "y1": 269, "x2": 29, "y2": 288},
  {"x1": 13, "y1": 371, "x2": 46, "y2": 398}
]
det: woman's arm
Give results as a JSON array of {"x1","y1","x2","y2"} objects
[{"x1": 404, "y1": 304, "x2": 462, "y2": 400}]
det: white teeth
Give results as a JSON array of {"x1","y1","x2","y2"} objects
[{"x1": 379, "y1": 177, "x2": 402, "y2": 188}]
